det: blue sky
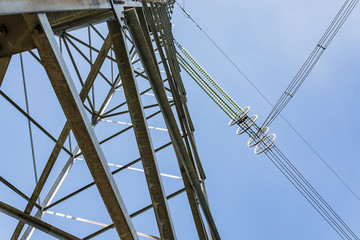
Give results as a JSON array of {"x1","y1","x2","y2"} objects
[
  {"x1": 0, "y1": 1, "x2": 360, "y2": 239},
  {"x1": 171, "y1": 0, "x2": 360, "y2": 239}
]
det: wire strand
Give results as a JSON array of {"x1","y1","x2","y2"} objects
[
  {"x1": 174, "y1": 38, "x2": 359, "y2": 239},
  {"x1": 262, "y1": 0, "x2": 359, "y2": 127},
  {"x1": 174, "y1": 1, "x2": 360, "y2": 203},
  {"x1": 20, "y1": 53, "x2": 40, "y2": 205}
]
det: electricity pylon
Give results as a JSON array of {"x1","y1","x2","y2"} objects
[{"x1": 0, "y1": 1, "x2": 219, "y2": 239}]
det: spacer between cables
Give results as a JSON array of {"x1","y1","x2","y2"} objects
[
  {"x1": 254, "y1": 134, "x2": 276, "y2": 154},
  {"x1": 248, "y1": 126, "x2": 269, "y2": 147},
  {"x1": 236, "y1": 115, "x2": 257, "y2": 135},
  {"x1": 229, "y1": 106, "x2": 250, "y2": 126}
]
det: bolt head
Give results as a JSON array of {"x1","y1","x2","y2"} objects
[
  {"x1": 33, "y1": 25, "x2": 43, "y2": 35},
  {"x1": 0, "y1": 27, "x2": 7, "y2": 36}
]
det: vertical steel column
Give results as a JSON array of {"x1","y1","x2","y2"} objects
[
  {"x1": 108, "y1": 18, "x2": 176, "y2": 240},
  {"x1": 149, "y1": 7, "x2": 213, "y2": 238},
  {"x1": 150, "y1": 3, "x2": 206, "y2": 181},
  {"x1": 139, "y1": 5, "x2": 209, "y2": 239},
  {"x1": 21, "y1": 13, "x2": 138, "y2": 240},
  {"x1": 125, "y1": 8, "x2": 221, "y2": 239}
]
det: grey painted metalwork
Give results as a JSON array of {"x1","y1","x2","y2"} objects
[
  {"x1": 125, "y1": 8, "x2": 220, "y2": 239},
  {"x1": 17, "y1": 34, "x2": 112, "y2": 240},
  {"x1": 0, "y1": 177, "x2": 41, "y2": 210},
  {"x1": 0, "y1": 1, "x2": 218, "y2": 239},
  {"x1": 21, "y1": 13, "x2": 137, "y2": 240},
  {"x1": 141, "y1": 4, "x2": 209, "y2": 239},
  {"x1": 0, "y1": 0, "x2": 146, "y2": 15},
  {"x1": 83, "y1": 187, "x2": 185, "y2": 239},
  {"x1": 20, "y1": 148, "x2": 79, "y2": 240},
  {"x1": 108, "y1": 18, "x2": 176, "y2": 239},
  {"x1": 0, "y1": 201, "x2": 81, "y2": 240}
]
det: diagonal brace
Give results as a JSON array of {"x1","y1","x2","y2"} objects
[
  {"x1": 125, "y1": 8, "x2": 220, "y2": 239},
  {"x1": 11, "y1": 34, "x2": 113, "y2": 240},
  {"x1": 108, "y1": 18, "x2": 176, "y2": 240},
  {"x1": 21, "y1": 13, "x2": 138, "y2": 240}
]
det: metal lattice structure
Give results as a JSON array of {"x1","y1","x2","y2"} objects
[{"x1": 0, "y1": 1, "x2": 219, "y2": 239}]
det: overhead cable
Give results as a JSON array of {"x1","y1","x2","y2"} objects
[
  {"x1": 174, "y1": 0, "x2": 360, "y2": 202},
  {"x1": 176, "y1": 44, "x2": 359, "y2": 239},
  {"x1": 262, "y1": 0, "x2": 359, "y2": 127},
  {"x1": 174, "y1": 1, "x2": 272, "y2": 107}
]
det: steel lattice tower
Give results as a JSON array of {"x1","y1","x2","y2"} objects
[{"x1": 0, "y1": 1, "x2": 219, "y2": 239}]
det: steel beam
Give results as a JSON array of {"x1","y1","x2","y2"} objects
[
  {"x1": 0, "y1": 15, "x2": 37, "y2": 57},
  {"x1": 108, "y1": 18, "x2": 176, "y2": 240},
  {"x1": 125, "y1": 8, "x2": 221, "y2": 239},
  {"x1": 20, "y1": 147, "x2": 80, "y2": 240},
  {"x1": 144, "y1": 2, "x2": 204, "y2": 182},
  {"x1": 0, "y1": 56, "x2": 11, "y2": 87},
  {"x1": 150, "y1": 7, "x2": 211, "y2": 231},
  {"x1": 0, "y1": 201, "x2": 81, "y2": 240},
  {"x1": 43, "y1": 140, "x2": 173, "y2": 212},
  {"x1": 27, "y1": 140, "x2": 173, "y2": 239},
  {"x1": 0, "y1": 90, "x2": 72, "y2": 156},
  {"x1": 21, "y1": 13, "x2": 137, "y2": 240},
  {"x1": 135, "y1": 7, "x2": 161, "y2": 75},
  {"x1": 47, "y1": 10, "x2": 114, "y2": 33},
  {"x1": 0, "y1": 0, "x2": 164, "y2": 15},
  {"x1": 12, "y1": 34, "x2": 113, "y2": 239},
  {"x1": 21, "y1": 72, "x2": 114, "y2": 238},
  {"x1": 84, "y1": 188, "x2": 186, "y2": 240},
  {"x1": 140, "y1": 6, "x2": 209, "y2": 239},
  {"x1": 0, "y1": 0, "x2": 112, "y2": 15},
  {"x1": 0, "y1": 177, "x2": 41, "y2": 210},
  {"x1": 153, "y1": 4, "x2": 210, "y2": 211}
]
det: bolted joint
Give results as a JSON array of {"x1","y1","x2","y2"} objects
[
  {"x1": 120, "y1": 17, "x2": 129, "y2": 29},
  {"x1": 0, "y1": 26, "x2": 7, "y2": 36},
  {"x1": 55, "y1": 30, "x2": 65, "y2": 37},
  {"x1": 33, "y1": 25, "x2": 43, "y2": 35},
  {"x1": 91, "y1": 112, "x2": 101, "y2": 125}
]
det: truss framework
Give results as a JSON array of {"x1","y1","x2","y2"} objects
[{"x1": 0, "y1": 1, "x2": 219, "y2": 239}]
